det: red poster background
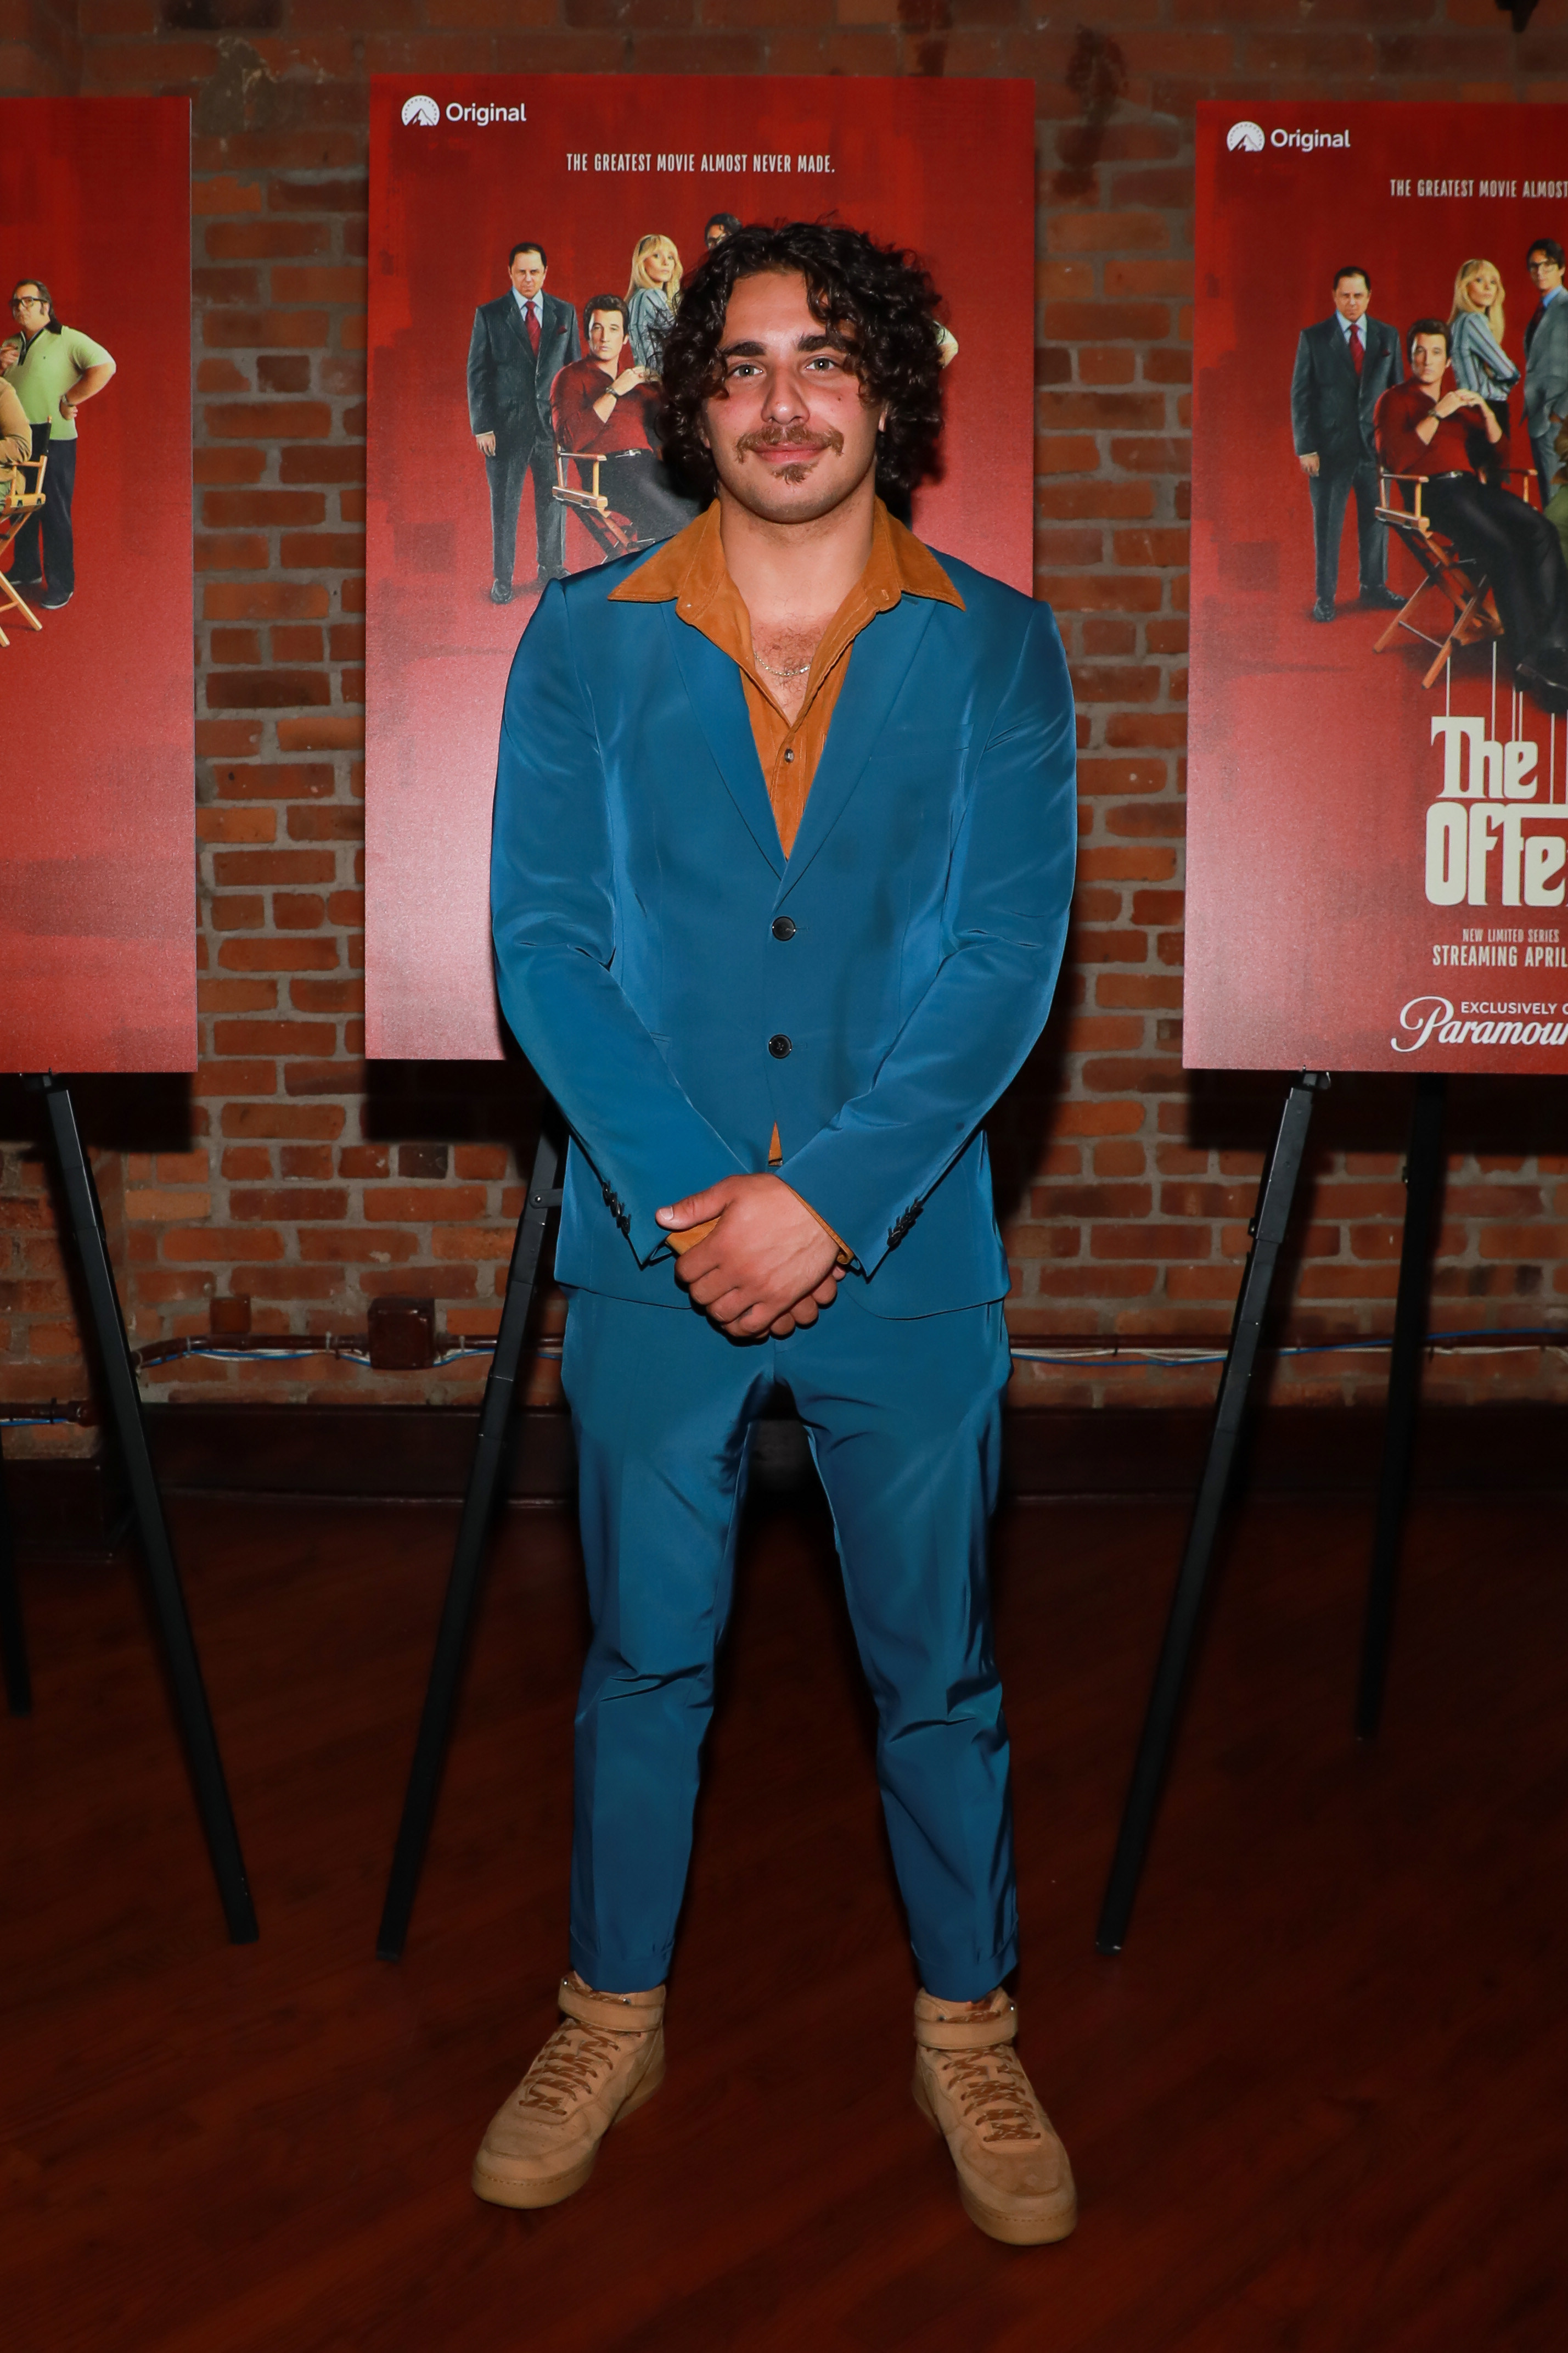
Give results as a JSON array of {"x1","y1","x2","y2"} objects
[
  {"x1": 0, "y1": 97, "x2": 194, "y2": 1073},
  {"x1": 364, "y1": 74, "x2": 1036, "y2": 1062},
  {"x1": 1188, "y1": 100, "x2": 1568, "y2": 1074}
]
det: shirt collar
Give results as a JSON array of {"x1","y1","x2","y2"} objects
[
  {"x1": 609, "y1": 496, "x2": 964, "y2": 615},
  {"x1": 512, "y1": 288, "x2": 539, "y2": 314},
  {"x1": 1336, "y1": 312, "x2": 1365, "y2": 337}
]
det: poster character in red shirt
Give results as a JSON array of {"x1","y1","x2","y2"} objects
[
  {"x1": 1376, "y1": 317, "x2": 1568, "y2": 711},
  {"x1": 549, "y1": 294, "x2": 699, "y2": 551}
]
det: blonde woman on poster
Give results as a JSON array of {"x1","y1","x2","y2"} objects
[
  {"x1": 625, "y1": 233, "x2": 682, "y2": 373},
  {"x1": 1448, "y1": 257, "x2": 1520, "y2": 464}
]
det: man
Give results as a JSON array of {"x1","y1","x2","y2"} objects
[
  {"x1": 1290, "y1": 265, "x2": 1403, "y2": 621},
  {"x1": 1376, "y1": 316, "x2": 1568, "y2": 707},
  {"x1": 549, "y1": 294, "x2": 699, "y2": 548},
  {"x1": 2, "y1": 279, "x2": 115, "y2": 610},
  {"x1": 705, "y1": 211, "x2": 741, "y2": 250},
  {"x1": 483, "y1": 222, "x2": 1078, "y2": 2245},
  {"x1": 1522, "y1": 236, "x2": 1568, "y2": 505},
  {"x1": 467, "y1": 242, "x2": 580, "y2": 605}
]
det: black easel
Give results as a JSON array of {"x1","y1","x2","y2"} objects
[
  {"x1": 0, "y1": 1447, "x2": 30, "y2": 1716},
  {"x1": 377, "y1": 1113, "x2": 564, "y2": 1962},
  {"x1": 1096, "y1": 1072, "x2": 1331, "y2": 1955},
  {"x1": 1356, "y1": 1074, "x2": 1447, "y2": 1739},
  {"x1": 20, "y1": 1075, "x2": 257, "y2": 1943}
]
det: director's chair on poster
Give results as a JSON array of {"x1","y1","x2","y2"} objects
[
  {"x1": 0, "y1": 450, "x2": 47, "y2": 647},
  {"x1": 551, "y1": 446, "x2": 642, "y2": 562},
  {"x1": 1373, "y1": 464, "x2": 1538, "y2": 689}
]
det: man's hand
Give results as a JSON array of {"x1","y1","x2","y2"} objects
[
  {"x1": 1298, "y1": 452, "x2": 1320, "y2": 477},
  {"x1": 611, "y1": 366, "x2": 649, "y2": 396},
  {"x1": 656, "y1": 1173, "x2": 844, "y2": 1338},
  {"x1": 475, "y1": 430, "x2": 497, "y2": 456}
]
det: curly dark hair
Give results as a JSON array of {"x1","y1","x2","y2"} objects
[{"x1": 655, "y1": 221, "x2": 947, "y2": 502}]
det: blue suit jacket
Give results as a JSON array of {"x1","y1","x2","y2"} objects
[{"x1": 490, "y1": 540, "x2": 1077, "y2": 1319}]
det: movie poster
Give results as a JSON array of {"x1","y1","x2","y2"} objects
[
  {"x1": 0, "y1": 97, "x2": 194, "y2": 1073},
  {"x1": 1188, "y1": 101, "x2": 1568, "y2": 1074},
  {"x1": 364, "y1": 74, "x2": 1036, "y2": 1061}
]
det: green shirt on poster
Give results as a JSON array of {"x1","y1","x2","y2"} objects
[{"x1": 7, "y1": 324, "x2": 114, "y2": 441}]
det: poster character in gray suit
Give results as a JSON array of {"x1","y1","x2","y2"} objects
[
  {"x1": 468, "y1": 240, "x2": 581, "y2": 606},
  {"x1": 1290, "y1": 264, "x2": 1403, "y2": 622},
  {"x1": 1523, "y1": 237, "x2": 1568, "y2": 506}
]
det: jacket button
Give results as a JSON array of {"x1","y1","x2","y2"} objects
[
  {"x1": 771, "y1": 916, "x2": 796, "y2": 941},
  {"x1": 768, "y1": 1033, "x2": 793, "y2": 1059}
]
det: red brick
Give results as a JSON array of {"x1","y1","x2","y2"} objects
[
  {"x1": 208, "y1": 670, "x2": 333, "y2": 710},
  {"x1": 218, "y1": 939, "x2": 339, "y2": 973},
  {"x1": 292, "y1": 979, "x2": 364, "y2": 1013},
  {"x1": 204, "y1": 312, "x2": 331, "y2": 351},
  {"x1": 203, "y1": 490, "x2": 328, "y2": 528},
  {"x1": 194, "y1": 447, "x2": 266, "y2": 485},
  {"x1": 221, "y1": 1105, "x2": 345, "y2": 1140},
  {"x1": 198, "y1": 811, "x2": 276, "y2": 853},
  {"x1": 206, "y1": 401, "x2": 334, "y2": 440},
  {"x1": 362, "y1": 1185, "x2": 488, "y2": 1223},
  {"x1": 274, "y1": 626, "x2": 324, "y2": 662},
  {"x1": 271, "y1": 265, "x2": 366, "y2": 301},
  {"x1": 206, "y1": 220, "x2": 332, "y2": 259},
  {"x1": 209, "y1": 894, "x2": 265, "y2": 932},
  {"x1": 212, "y1": 851, "x2": 335, "y2": 887},
  {"x1": 229, "y1": 1188, "x2": 349, "y2": 1223},
  {"x1": 286, "y1": 805, "x2": 364, "y2": 841},
  {"x1": 212, "y1": 1020, "x2": 337, "y2": 1056},
  {"x1": 189, "y1": 1062, "x2": 277, "y2": 1098},
  {"x1": 212, "y1": 763, "x2": 334, "y2": 800},
  {"x1": 205, "y1": 582, "x2": 332, "y2": 620},
  {"x1": 279, "y1": 446, "x2": 367, "y2": 485}
]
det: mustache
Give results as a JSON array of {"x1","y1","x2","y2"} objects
[{"x1": 735, "y1": 425, "x2": 845, "y2": 458}]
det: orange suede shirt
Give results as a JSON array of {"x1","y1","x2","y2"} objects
[{"x1": 609, "y1": 496, "x2": 964, "y2": 1250}]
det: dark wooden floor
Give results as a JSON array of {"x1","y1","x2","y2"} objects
[{"x1": 2, "y1": 1477, "x2": 1566, "y2": 2351}]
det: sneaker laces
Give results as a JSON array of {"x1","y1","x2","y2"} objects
[
  {"x1": 513, "y1": 2018, "x2": 639, "y2": 2119},
  {"x1": 934, "y1": 2043, "x2": 1045, "y2": 2144}
]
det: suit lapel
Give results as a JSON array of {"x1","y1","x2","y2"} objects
[
  {"x1": 662, "y1": 605, "x2": 784, "y2": 878},
  {"x1": 779, "y1": 596, "x2": 935, "y2": 901}
]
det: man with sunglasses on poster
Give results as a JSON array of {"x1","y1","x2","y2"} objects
[
  {"x1": 1, "y1": 279, "x2": 115, "y2": 610},
  {"x1": 483, "y1": 222, "x2": 1078, "y2": 2246}
]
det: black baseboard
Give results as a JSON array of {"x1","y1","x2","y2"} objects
[{"x1": 8, "y1": 1400, "x2": 1567, "y2": 1554}]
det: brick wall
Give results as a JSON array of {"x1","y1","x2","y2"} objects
[{"x1": 7, "y1": 1, "x2": 1568, "y2": 1458}]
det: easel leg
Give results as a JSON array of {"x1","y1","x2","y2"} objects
[
  {"x1": 0, "y1": 1452, "x2": 32, "y2": 1717},
  {"x1": 30, "y1": 1077, "x2": 258, "y2": 1942},
  {"x1": 1095, "y1": 1072, "x2": 1330, "y2": 1955},
  {"x1": 376, "y1": 1116, "x2": 564, "y2": 1962},
  {"x1": 1355, "y1": 1074, "x2": 1446, "y2": 1740}
]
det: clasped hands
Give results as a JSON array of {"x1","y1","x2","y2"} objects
[{"x1": 656, "y1": 1173, "x2": 845, "y2": 1339}]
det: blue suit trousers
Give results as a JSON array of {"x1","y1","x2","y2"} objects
[{"x1": 561, "y1": 1285, "x2": 1019, "y2": 2003}]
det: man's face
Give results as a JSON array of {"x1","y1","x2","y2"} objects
[
  {"x1": 587, "y1": 308, "x2": 626, "y2": 368},
  {"x1": 509, "y1": 250, "x2": 547, "y2": 300},
  {"x1": 706, "y1": 222, "x2": 729, "y2": 250},
  {"x1": 1410, "y1": 332, "x2": 1448, "y2": 389},
  {"x1": 9, "y1": 285, "x2": 48, "y2": 334},
  {"x1": 1528, "y1": 249, "x2": 1564, "y2": 296},
  {"x1": 701, "y1": 268, "x2": 885, "y2": 526},
  {"x1": 1333, "y1": 275, "x2": 1370, "y2": 324}
]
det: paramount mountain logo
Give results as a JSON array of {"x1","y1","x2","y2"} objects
[
  {"x1": 402, "y1": 94, "x2": 440, "y2": 127},
  {"x1": 1227, "y1": 121, "x2": 1265, "y2": 153}
]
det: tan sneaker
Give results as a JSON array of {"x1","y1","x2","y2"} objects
[
  {"x1": 912, "y1": 1986, "x2": 1077, "y2": 2245},
  {"x1": 471, "y1": 1974, "x2": 666, "y2": 2209}
]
